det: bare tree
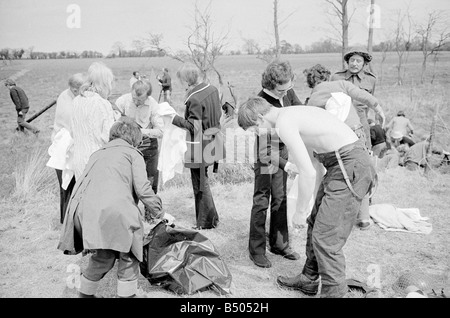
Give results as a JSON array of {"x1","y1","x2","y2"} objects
[
  {"x1": 416, "y1": 11, "x2": 450, "y2": 84},
  {"x1": 111, "y1": 41, "x2": 126, "y2": 57},
  {"x1": 242, "y1": 38, "x2": 260, "y2": 55},
  {"x1": 367, "y1": 0, "x2": 376, "y2": 72},
  {"x1": 391, "y1": 8, "x2": 413, "y2": 86},
  {"x1": 324, "y1": 0, "x2": 356, "y2": 68},
  {"x1": 377, "y1": 40, "x2": 392, "y2": 84},
  {"x1": 131, "y1": 39, "x2": 146, "y2": 57},
  {"x1": 144, "y1": 1, "x2": 232, "y2": 103},
  {"x1": 258, "y1": 0, "x2": 297, "y2": 62}
]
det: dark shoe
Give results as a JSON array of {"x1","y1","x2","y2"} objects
[
  {"x1": 358, "y1": 221, "x2": 372, "y2": 231},
  {"x1": 78, "y1": 292, "x2": 102, "y2": 298},
  {"x1": 270, "y1": 247, "x2": 300, "y2": 260},
  {"x1": 277, "y1": 273, "x2": 319, "y2": 296},
  {"x1": 249, "y1": 254, "x2": 272, "y2": 268}
]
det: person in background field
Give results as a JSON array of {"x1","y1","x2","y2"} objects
[
  {"x1": 68, "y1": 62, "x2": 117, "y2": 182},
  {"x1": 237, "y1": 97, "x2": 375, "y2": 298},
  {"x1": 368, "y1": 118, "x2": 387, "y2": 158},
  {"x1": 157, "y1": 67, "x2": 172, "y2": 104},
  {"x1": 58, "y1": 116, "x2": 173, "y2": 298},
  {"x1": 170, "y1": 63, "x2": 223, "y2": 230},
  {"x1": 390, "y1": 130, "x2": 416, "y2": 148},
  {"x1": 247, "y1": 59, "x2": 302, "y2": 269},
  {"x1": 115, "y1": 79, "x2": 164, "y2": 194},
  {"x1": 129, "y1": 71, "x2": 141, "y2": 88},
  {"x1": 385, "y1": 110, "x2": 415, "y2": 145},
  {"x1": 4, "y1": 78, "x2": 40, "y2": 135},
  {"x1": 331, "y1": 47, "x2": 378, "y2": 150},
  {"x1": 51, "y1": 73, "x2": 86, "y2": 223},
  {"x1": 403, "y1": 135, "x2": 445, "y2": 171}
]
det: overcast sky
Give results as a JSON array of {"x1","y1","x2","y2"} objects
[{"x1": 0, "y1": 0, "x2": 449, "y2": 55}]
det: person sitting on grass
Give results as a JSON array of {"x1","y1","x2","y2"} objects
[
  {"x1": 237, "y1": 96, "x2": 376, "y2": 298},
  {"x1": 58, "y1": 116, "x2": 174, "y2": 298}
]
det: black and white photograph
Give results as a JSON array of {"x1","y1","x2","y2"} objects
[{"x1": 0, "y1": 0, "x2": 449, "y2": 303}]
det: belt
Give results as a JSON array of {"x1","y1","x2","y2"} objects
[
  {"x1": 335, "y1": 149, "x2": 364, "y2": 200},
  {"x1": 314, "y1": 141, "x2": 365, "y2": 200}
]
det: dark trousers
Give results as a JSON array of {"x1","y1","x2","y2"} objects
[
  {"x1": 55, "y1": 169, "x2": 76, "y2": 224},
  {"x1": 301, "y1": 141, "x2": 375, "y2": 297},
  {"x1": 249, "y1": 163, "x2": 289, "y2": 256},
  {"x1": 139, "y1": 139, "x2": 159, "y2": 194},
  {"x1": 356, "y1": 107, "x2": 372, "y2": 149},
  {"x1": 17, "y1": 110, "x2": 39, "y2": 134},
  {"x1": 190, "y1": 167, "x2": 219, "y2": 229}
]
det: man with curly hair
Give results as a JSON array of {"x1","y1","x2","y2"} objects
[{"x1": 248, "y1": 60, "x2": 303, "y2": 268}]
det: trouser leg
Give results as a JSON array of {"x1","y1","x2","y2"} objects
[
  {"x1": 357, "y1": 195, "x2": 370, "y2": 223},
  {"x1": 190, "y1": 167, "x2": 218, "y2": 229},
  {"x1": 268, "y1": 167, "x2": 289, "y2": 252},
  {"x1": 17, "y1": 111, "x2": 39, "y2": 134},
  {"x1": 116, "y1": 252, "x2": 140, "y2": 297},
  {"x1": 140, "y1": 142, "x2": 159, "y2": 194},
  {"x1": 80, "y1": 249, "x2": 117, "y2": 295},
  {"x1": 55, "y1": 169, "x2": 76, "y2": 224},
  {"x1": 249, "y1": 165, "x2": 270, "y2": 256}
]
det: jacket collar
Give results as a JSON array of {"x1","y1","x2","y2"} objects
[
  {"x1": 344, "y1": 69, "x2": 364, "y2": 80},
  {"x1": 184, "y1": 82, "x2": 210, "y2": 104},
  {"x1": 103, "y1": 138, "x2": 142, "y2": 155}
]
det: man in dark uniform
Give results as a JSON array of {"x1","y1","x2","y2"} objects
[
  {"x1": 331, "y1": 47, "x2": 377, "y2": 150},
  {"x1": 157, "y1": 68, "x2": 172, "y2": 104},
  {"x1": 172, "y1": 63, "x2": 224, "y2": 230},
  {"x1": 249, "y1": 60, "x2": 302, "y2": 268},
  {"x1": 331, "y1": 47, "x2": 377, "y2": 231}
]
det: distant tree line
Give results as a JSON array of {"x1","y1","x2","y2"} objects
[{"x1": 2, "y1": 34, "x2": 449, "y2": 61}]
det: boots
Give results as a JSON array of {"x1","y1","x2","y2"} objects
[{"x1": 277, "y1": 273, "x2": 320, "y2": 296}]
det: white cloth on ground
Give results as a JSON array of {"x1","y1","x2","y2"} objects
[
  {"x1": 156, "y1": 102, "x2": 187, "y2": 184},
  {"x1": 369, "y1": 203, "x2": 432, "y2": 234}
]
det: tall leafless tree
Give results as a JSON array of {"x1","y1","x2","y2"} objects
[
  {"x1": 392, "y1": 8, "x2": 413, "y2": 86},
  {"x1": 258, "y1": 0, "x2": 297, "y2": 63},
  {"x1": 367, "y1": 0, "x2": 376, "y2": 72},
  {"x1": 416, "y1": 11, "x2": 450, "y2": 84},
  {"x1": 325, "y1": 0, "x2": 354, "y2": 69}
]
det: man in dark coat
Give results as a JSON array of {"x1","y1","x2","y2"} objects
[
  {"x1": 248, "y1": 60, "x2": 302, "y2": 268},
  {"x1": 4, "y1": 79, "x2": 40, "y2": 135},
  {"x1": 157, "y1": 68, "x2": 172, "y2": 104},
  {"x1": 171, "y1": 63, "x2": 224, "y2": 229}
]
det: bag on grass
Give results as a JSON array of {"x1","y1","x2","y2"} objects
[{"x1": 140, "y1": 220, "x2": 232, "y2": 295}]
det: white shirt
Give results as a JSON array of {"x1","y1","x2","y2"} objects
[
  {"x1": 69, "y1": 91, "x2": 116, "y2": 180},
  {"x1": 115, "y1": 93, "x2": 164, "y2": 138},
  {"x1": 52, "y1": 88, "x2": 75, "y2": 142}
]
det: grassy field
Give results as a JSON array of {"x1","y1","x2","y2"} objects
[{"x1": 0, "y1": 52, "x2": 449, "y2": 298}]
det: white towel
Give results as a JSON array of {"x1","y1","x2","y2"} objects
[
  {"x1": 369, "y1": 203, "x2": 432, "y2": 234},
  {"x1": 156, "y1": 102, "x2": 187, "y2": 184},
  {"x1": 46, "y1": 128, "x2": 72, "y2": 170},
  {"x1": 325, "y1": 92, "x2": 352, "y2": 122}
]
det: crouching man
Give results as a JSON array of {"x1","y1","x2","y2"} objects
[{"x1": 237, "y1": 97, "x2": 376, "y2": 298}]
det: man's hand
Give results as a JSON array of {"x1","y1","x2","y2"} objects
[{"x1": 284, "y1": 162, "x2": 299, "y2": 179}]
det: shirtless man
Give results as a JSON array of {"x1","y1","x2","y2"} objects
[{"x1": 237, "y1": 96, "x2": 376, "y2": 298}]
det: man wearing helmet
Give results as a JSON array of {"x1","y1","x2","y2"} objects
[
  {"x1": 331, "y1": 47, "x2": 378, "y2": 149},
  {"x1": 331, "y1": 48, "x2": 379, "y2": 231}
]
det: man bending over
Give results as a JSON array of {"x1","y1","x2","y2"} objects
[{"x1": 237, "y1": 97, "x2": 376, "y2": 298}]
